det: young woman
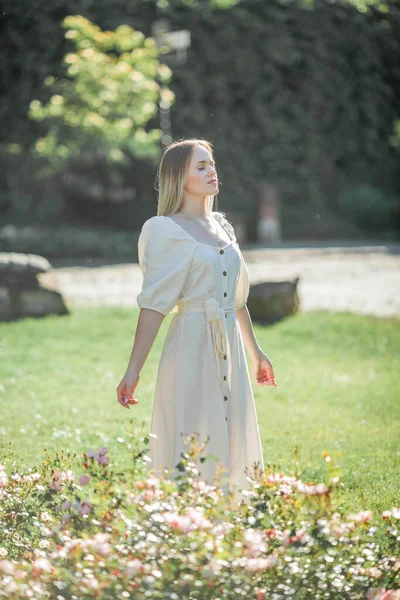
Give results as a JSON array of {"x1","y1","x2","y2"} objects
[{"x1": 117, "y1": 138, "x2": 277, "y2": 499}]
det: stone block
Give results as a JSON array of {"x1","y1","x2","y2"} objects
[
  {"x1": 0, "y1": 286, "x2": 11, "y2": 321},
  {"x1": 0, "y1": 252, "x2": 69, "y2": 321},
  {"x1": 247, "y1": 277, "x2": 300, "y2": 323},
  {"x1": 18, "y1": 289, "x2": 68, "y2": 319},
  {"x1": 0, "y1": 253, "x2": 51, "y2": 277}
]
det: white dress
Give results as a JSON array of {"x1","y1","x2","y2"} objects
[{"x1": 136, "y1": 212, "x2": 264, "y2": 498}]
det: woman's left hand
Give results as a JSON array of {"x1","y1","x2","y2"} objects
[{"x1": 252, "y1": 349, "x2": 278, "y2": 387}]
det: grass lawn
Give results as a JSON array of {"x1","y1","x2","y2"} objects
[{"x1": 0, "y1": 307, "x2": 399, "y2": 517}]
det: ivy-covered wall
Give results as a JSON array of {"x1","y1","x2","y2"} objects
[
  {"x1": 1, "y1": 0, "x2": 399, "y2": 238},
  {"x1": 164, "y1": 0, "x2": 400, "y2": 236}
]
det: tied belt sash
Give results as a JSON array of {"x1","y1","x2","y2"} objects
[{"x1": 177, "y1": 297, "x2": 236, "y2": 390}]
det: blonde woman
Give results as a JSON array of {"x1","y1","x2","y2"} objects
[{"x1": 117, "y1": 138, "x2": 277, "y2": 499}]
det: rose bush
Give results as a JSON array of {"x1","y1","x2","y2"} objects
[{"x1": 0, "y1": 422, "x2": 399, "y2": 599}]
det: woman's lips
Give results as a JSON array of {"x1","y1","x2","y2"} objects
[{"x1": 208, "y1": 179, "x2": 217, "y2": 184}]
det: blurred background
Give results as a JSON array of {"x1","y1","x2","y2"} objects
[
  {"x1": 1, "y1": 0, "x2": 399, "y2": 509},
  {"x1": 1, "y1": 0, "x2": 399, "y2": 262}
]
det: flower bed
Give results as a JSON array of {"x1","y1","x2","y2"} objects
[{"x1": 0, "y1": 424, "x2": 399, "y2": 599}]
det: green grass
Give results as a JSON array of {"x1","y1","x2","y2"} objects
[{"x1": 0, "y1": 308, "x2": 399, "y2": 515}]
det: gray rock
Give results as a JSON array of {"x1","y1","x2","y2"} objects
[
  {"x1": 18, "y1": 289, "x2": 68, "y2": 319},
  {"x1": 247, "y1": 277, "x2": 300, "y2": 323},
  {"x1": 0, "y1": 253, "x2": 52, "y2": 276},
  {"x1": 0, "y1": 252, "x2": 69, "y2": 321},
  {"x1": 0, "y1": 286, "x2": 11, "y2": 321}
]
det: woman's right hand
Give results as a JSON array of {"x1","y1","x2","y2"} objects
[{"x1": 116, "y1": 370, "x2": 140, "y2": 409}]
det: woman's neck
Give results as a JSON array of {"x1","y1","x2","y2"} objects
[
  {"x1": 178, "y1": 197, "x2": 210, "y2": 219},
  {"x1": 178, "y1": 210, "x2": 209, "y2": 220}
]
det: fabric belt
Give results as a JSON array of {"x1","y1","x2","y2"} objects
[{"x1": 177, "y1": 297, "x2": 236, "y2": 390}]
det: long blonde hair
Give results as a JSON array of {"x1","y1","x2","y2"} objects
[{"x1": 155, "y1": 138, "x2": 221, "y2": 217}]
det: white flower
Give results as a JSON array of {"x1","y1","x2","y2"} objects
[
  {"x1": 125, "y1": 559, "x2": 143, "y2": 577},
  {"x1": 0, "y1": 560, "x2": 15, "y2": 575}
]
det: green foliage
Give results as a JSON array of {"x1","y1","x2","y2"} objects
[
  {"x1": 28, "y1": 15, "x2": 174, "y2": 173},
  {"x1": 304, "y1": 0, "x2": 395, "y2": 10},
  {"x1": 337, "y1": 185, "x2": 400, "y2": 232},
  {"x1": 343, "y1": 0, "x2": 395, "y2": 12},
  {"x1": 390, "y1": 119, "x2": 400, "y2": 148},
  {"x1": 0, "y1": 224, "x2": 139, "y2": 258},
  {"x1": 1, "y1": 0, "x2": 399, "y2": 236},
  {"x1": 157, "y1": 0, "x2": 240, "y2": 7},
  {"x1": 281, "y1": 204, "x2": 366, "y2": 240},
  {"x1": 165, "y1": 0, "x2": 400, "y2": 225}
]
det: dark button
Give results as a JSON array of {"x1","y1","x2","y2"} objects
[
  {"x1": 224, "y1": 396, "x2": 228, "y2": 401},
  {"x1": 225, "y1": 417, "x2": 228, "y2": 422},
  {"x1": 223, "y1": 354, "x2": 227, "y2": 360},
  {"x1": 220, "y1": 249, "x2": 224, "y2": 255},
  {"x1": 223, "y1": 375, "x2": 227, "y2": 381},
  {"x1": 224, "y1": 292, "x2": 227, "y2": 297},
  {"x1": 223, "y1": 271, "x2": 227, "y2": 276},
  {"x1": 225, "y1": 314, "x2": 227, "y2": 318}
]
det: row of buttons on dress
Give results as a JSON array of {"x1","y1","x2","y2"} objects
[{"x1": 220, "y1": 248, "x2": 229, "y2": 422}]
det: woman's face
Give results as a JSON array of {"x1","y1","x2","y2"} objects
[{"x1": 184, "y1": 145, "x2": 219, "y2": 197}]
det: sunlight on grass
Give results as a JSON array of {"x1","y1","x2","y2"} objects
[{"x1": 0, "y1": 308, "x2": 399, "y2": 514}]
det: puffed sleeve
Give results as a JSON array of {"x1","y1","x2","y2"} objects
[
  {"x1": 136, "y1": 217, "x2": 195, "y2": 317},
  {"x1": 235, "y1": 248, "x2": 250, "y2": 310}
]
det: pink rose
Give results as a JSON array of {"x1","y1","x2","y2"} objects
[
  {"x1": 0, "y1": 560, "x2": 15, "y2": 575},
  {"x1": 348, "y1": 510, "x2": 373, "y2": 523},
  {"x1": 125, "y1": 558, "x2": 143, "y2": 577},
  {"x1": 32, "y1": 558, "x2": 53, "y2": 575},
  {"x1": 77, "y1": 501, "x2": 92, "y2": 515},
  {"x1": 245, "y1": 556, "x2": 277, "y2": 571},
  {"x1": 163, "y1": 512, "x2": 192, "y2": 534},
  {"x1": 91, "y1": 532, "x2": 111, "y2": 556}
]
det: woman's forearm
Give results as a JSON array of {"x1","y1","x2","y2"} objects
[
  {"x1": 125, "y1": 308, "x2": 165, "y2": 374},
  {"x1": 236, "y1": 304, "x2": 261, "y2": 361}
]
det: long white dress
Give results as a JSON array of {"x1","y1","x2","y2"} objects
[{"x1": 136, "y1": 212, "x2": 265, "y2": 498}]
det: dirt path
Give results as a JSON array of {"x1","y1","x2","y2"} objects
[{"x1": 44, "y1": 244, "x2": 400, "y2": 318}]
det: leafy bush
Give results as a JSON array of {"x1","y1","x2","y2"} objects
[
  {"x1": 0, "y1": 224, "x2": 139, "y2": 259},
  {"x1": 28, "y1": 15, "x2": 173, "y2": 174},
  {"x1": 337, "y1": 185, "x2": 400, "y2": 233},
  {"x1": 1, "y1": 0, "x2": 400, "y2": 234},
  {"x1": 281, "y1": 204, "x2": 366, "y2": 240},
  {"x1": 0, "y1": 423, "x2": 399, "y2": 599}
]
